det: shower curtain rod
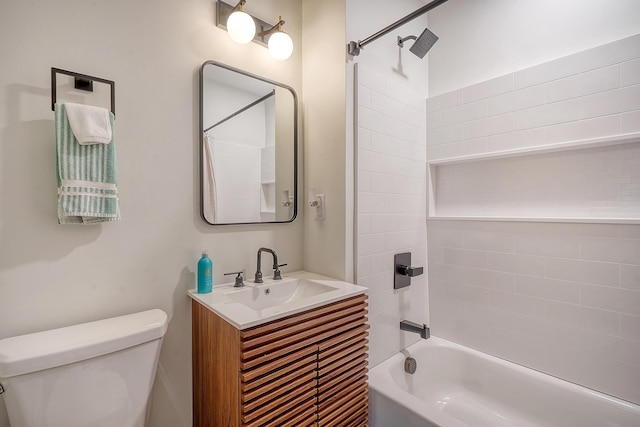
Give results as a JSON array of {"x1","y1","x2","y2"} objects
[
  {"x1": 204, "y1": 90, "x2": 275, "y2": 133},
  {"x1": 347, "y1": 0, "x2": 448, "y2": 56}
]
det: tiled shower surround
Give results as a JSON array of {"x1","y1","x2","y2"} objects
[
  {"x1": 427, "y1": 34, "x2": 640, "y2": 404},
  {"x1": 356, "y1": 33, "x2": 640, "y2": 405}
]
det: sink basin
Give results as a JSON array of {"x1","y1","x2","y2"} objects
[
  {"x1": 226, "y1": 278, "x2": 338, "y2": 311},
  {"x1": 188, "y1": 271, "x2": 367, "y2": 329}
]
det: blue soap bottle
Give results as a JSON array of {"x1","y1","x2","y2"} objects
[{"x1": 197, "y1": 251, "x2": 213, "y2": 293}]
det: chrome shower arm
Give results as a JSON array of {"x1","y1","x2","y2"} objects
[
  {"x1": 397, "y1": 35, "x2": 417, "y2": 47},
  {"x1": 347, "y1": 0, "x2": 448, "y2": 56}
]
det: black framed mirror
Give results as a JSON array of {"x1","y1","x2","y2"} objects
[{"x1": 199, "y1": 61, "x2": 298, "y2": 225}]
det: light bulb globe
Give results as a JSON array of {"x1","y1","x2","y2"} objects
[
  {"x1": 227, "y1": 11, "x2": 256, "y2": 44},
  {"x1": 268, "y1": 31, "x2": 293, "y2": 60}
]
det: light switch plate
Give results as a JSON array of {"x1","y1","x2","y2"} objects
[{"x1": 315, "y1": 194, "x2": 325, "y2": 220}]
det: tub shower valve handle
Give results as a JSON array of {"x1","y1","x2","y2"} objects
[
  {"x1": 398, "y1": 265, "x2": 423, "y2": 277},
  {"x1": 394, "y1": 252, "x2": 423, "y2": 289}
]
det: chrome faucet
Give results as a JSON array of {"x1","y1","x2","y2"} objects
[
  {"x1": 254, "y1": 248, "x2": 287, "y2": 283},
  {"x1": 400, "y1": 320, "x2": 430, "y2": 339}
]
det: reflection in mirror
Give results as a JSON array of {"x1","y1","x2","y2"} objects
[{"x1": 200, "y1": 61, "x2": 297, "y2": 225}]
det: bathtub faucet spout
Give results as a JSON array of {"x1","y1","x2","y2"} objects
[{"x1": 400, "y1": 320, "x2": 430, "y2": 339}]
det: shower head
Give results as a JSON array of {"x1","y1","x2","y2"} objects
[{"x1": 397, "y1": 26, "x2": 439, "y2": 59}]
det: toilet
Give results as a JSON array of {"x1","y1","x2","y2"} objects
[{"x1": 0, "y1": 309, "x2": 168, "y2": 427}]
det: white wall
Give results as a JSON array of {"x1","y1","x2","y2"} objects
[
  {"x1": 429, "y1": 0, "x2": 640, "y2": 95},
  {"x1": 302, "y1": 0, "x2": 349, "y2": 280},
  {"x1": 427, "y1": 1, "x2": 640, "y2": 405},
  {"x1": 0, "y1": 1, "x2": 304, "y2": 426},
  {"x1": 346, "y1": 0, "x2": 431, "y2": 95}
]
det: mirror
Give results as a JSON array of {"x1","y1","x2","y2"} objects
[{"x1": 199, "y1": 61, "x2": 298, "y2": 225}]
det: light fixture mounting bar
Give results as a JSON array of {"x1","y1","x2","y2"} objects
[
  {"x1": 258, "y1": 16, "x2": 285, "y2": 38},
  {"x1": 347, "y1": 0, "x2": 448, "y2": 56},
  {"x1": 230, "y1": 0, "x2": 245, "y2": 13},
  {"x1": 216, "y1": 0, "x2": 272, "y2": 47}
]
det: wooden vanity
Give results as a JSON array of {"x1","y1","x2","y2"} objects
[{"x1": 192, "y1": 293, "x2": 369, "y2": 426}]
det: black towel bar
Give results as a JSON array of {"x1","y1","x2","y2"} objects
[{"x1": 51, "y1": 67, "x2": 116, "y2": 116}]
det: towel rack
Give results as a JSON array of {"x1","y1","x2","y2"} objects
[{"x1": 51, "y1": 67, "x2": 116, "y2": 116}]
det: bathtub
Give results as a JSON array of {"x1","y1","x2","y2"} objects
[{"x1": 369, "y1": 337, "x2": 640, "y2": 427}]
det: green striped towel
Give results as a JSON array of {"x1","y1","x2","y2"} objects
[{"x1": 55, "y1": 103, "x2": 120, "y2": 224}]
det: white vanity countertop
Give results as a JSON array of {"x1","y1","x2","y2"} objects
[{"x1": 188, "y1": 270, "x2": 367, "y2": 330}]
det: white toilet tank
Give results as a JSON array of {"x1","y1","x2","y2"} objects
[{"x1": 0, "y1": 309, "x2": 168, "y2": 427}]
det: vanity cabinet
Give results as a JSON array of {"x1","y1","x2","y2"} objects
[{"x1": 192, "y1": 294, "x2": 369, "y2": 427}]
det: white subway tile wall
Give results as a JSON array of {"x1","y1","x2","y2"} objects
[
  {"x1": 429, "y1": 220, "x2": 640, "y2": 404},
  {"x1": 427, "y1": 33, "x2": 640, "y2": 161},
  {"x1": 355, "y1": 64, "x2": 428, "y2": 367},
  {"x1": 427, "y1": 35, "x2": 640, "y2": 405}
]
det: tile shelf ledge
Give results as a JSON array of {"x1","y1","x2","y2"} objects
[
  {"x1": 426, "y1": 216, "x2": 640, "y2": 225},
  {"x1": 427, "y1": 132, "x2": 640, "y2": 166}
]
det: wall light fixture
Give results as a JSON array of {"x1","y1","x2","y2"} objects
[
  {"x1": 216, "y1": 1, "x2": 293, "y2": 60},
  {"x1": 259, "y1": 17, "x2": 294, "y2": 61},
  {"x1": 225, "y1": 0, "x2": 255, "y2": 44}
]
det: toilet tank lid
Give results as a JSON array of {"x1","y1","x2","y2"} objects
[{"x1": 0, "y1": 309, "x2": 168, "y2": 378}]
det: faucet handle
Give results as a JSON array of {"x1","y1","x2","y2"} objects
[
  {"x1": 273, "y1": 263, "x2": 287, "y2": 280},
  {"x1": 224, "y1": 271, "x2": 245, "y2": 287}
]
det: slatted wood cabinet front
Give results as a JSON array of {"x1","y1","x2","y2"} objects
[{"x1": 192, "y1": 294, "x2": 369, "y2": 427}]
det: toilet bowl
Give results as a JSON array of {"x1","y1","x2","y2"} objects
[{"x1": 0, "y1": 309, "x2": 168, "y2": 427}]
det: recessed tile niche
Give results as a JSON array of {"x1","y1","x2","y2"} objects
[{"x1": 428, "y1": 137, "x2": 640, "y2": 223}]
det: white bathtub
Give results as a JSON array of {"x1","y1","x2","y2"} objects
[{"x1": 369, "y1": 337, "x2": 640, "y2": 427}]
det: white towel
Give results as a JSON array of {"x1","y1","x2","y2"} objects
[{"x1": 64, "y1": 102, "x2": 112, "y2": 145}]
